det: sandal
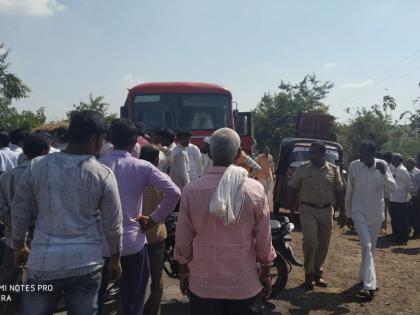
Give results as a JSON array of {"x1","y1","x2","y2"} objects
[{"x1": 358, "y1": 289, "x2": 375, "y2": 299}]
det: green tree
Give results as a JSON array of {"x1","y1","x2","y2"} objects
[
  {"x1": 338, "y1": 95, "x2": 396, "y2": 162},
  {"x1": 253, "y1": 74, "x2": 333, "y2": 154},
  {"x1": 0, "y1": 43, "x2": 46, "y2": 131},
  {"x1": 67, "y1": 93, "x2": 117, "y2": 124}
]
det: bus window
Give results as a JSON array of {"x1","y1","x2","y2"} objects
[
  {"x1": 132, "y1": 94, "x2": 177, "y2": 130},
  {"x1": 180, "y1": 94, "x2": 229, "y2": 130}
]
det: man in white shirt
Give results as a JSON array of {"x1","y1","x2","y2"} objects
[
  {"x1": 345, "y1": 141, "x2": 396, "y2": 298},
  {"x1": 405, "y1": 158, "x2": 420, "y2": 238},
  {"x1": 389, "y1": 154, "x2": 411, "y2": 245},
  {"x1": 0, "y1": 151, "x2": 14, "y2": 175},
  {"x1": 9, "y1": 128, "x2": 29, "y2": 154},
  {"x1": 170, "y1": 129, "x2": 202, "y2": 190},
  {"x1": 156, "y1": 128, "x2": 176, "y2": 174},
  {"x1": 201, "y1": 137, "x2": 213, "y2": 175},
  {"x1": 0, "y1": 132, "x2": 19, "y2": 167}
]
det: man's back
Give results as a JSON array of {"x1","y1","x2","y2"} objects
[
  {"x1": 100, "y1": 150, "x2": 180, "y2": 256},
  {"x1": 0, "y1": 147, "x2": 19, "y2": 167},
  {"x1": 175, "y1": 166, "x2": 275, "y2": 299},
  {"x1": 390, "y1": 164, "x2": 410, "y2": 202},
  {"x1": 187, "y1": 143, "x2": 202, "y2": 180},
  {"x1": 12, "y1": 152, "x2": 122, "y2": 279},
  {"x1": 0, "y1": 150, "x2": 14, "y2": 173},
  {"x1": 0, "y1": 163, "x2": 28, "y2": 248}
]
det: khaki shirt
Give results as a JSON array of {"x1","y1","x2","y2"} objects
[{"x1": 290, "y1": 161, "x2": 344, "y2": 207}]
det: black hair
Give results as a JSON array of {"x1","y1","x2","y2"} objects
[
  {"x1": 162, "y1": 128, "x2": 175, "y2": 143},
  {"x1": 34, "y1": 130, "x2": 53, "y2": 142},
  {"x1": 134, "y1": 122, "x2": 145, "y2": 136},
  {"x1": 177, "y1": 129, "x2": 192, "y2": 138},
  {"x1": 381, "y1": 151, "x2": 393, "y2": 163},
  {"x1": 53, "y1": 127, "x2": 68, "y2": 142},
  {"x1": 156, "y1": 128, "x2": 176, "y2": 144},
  {"x1": 0, "y1": 131, "x2": 10, "y2": 148},
  {"x1": 311, "y1": 140, "x2": 327, "y2": 154},
  {"x1": 360, "y1": 140, "x2": 377, "y2": 155},
  {"x1": 139, "y1": 145, "x2": 160, "y2": 164},
  {"x1": 67, "y1": 110, "x2": 108, "y2": 144},
  {"x1": 10, "y1": 128, "x2": 29, "y2": 145},
  {"x1": 392, "y1": 153, "x2": 404, "y2": 161},
  {"x1": 23, "y1": 134, "x2": 50, "y2": 158},
  {"x1": 109, "y1": 119, "x2": 138, "y2": 148}
]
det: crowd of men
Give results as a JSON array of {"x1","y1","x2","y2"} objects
[
  {"x1": 0, "y1": 110, "x2": 275, "y2": 315},
  {"x1": 0, "y1": 110, "x2": 418, "y2": 314}
]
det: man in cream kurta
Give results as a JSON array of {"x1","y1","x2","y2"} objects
[{"x1": 345, "y1": 141, "x2": 396, "y2": 297}]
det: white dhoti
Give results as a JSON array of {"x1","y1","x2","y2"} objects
[
  {"x1": 345, "y1": 159, "x2": 397, "y2": 292},
  {"x1": 353, "y1": 216, "x2": 382, "y2": 290}
]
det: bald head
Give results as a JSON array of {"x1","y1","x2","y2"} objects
[{"x1": 210, "y1": 128, "x2": 241, "y2": 166}]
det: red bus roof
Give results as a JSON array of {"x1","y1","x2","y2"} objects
[{"x1": 128, "y1": 82, "x2": 232, "y2": 96}]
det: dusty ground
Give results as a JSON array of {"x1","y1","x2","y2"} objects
[
  {"x1": 50, "y1": 215, "x2": 420, "y2": 315},
  {"x1": 155, "y1": 217, "x2": 420, "y2": 315}
]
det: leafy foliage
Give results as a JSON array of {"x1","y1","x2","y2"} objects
[
  {"x1": 253, "y1": 74, "x2": 333, "y2": 154},
  {"x1": 67, "y1": 93, "x2": 117, "y2": 124},
  {"x1": 337, "y1": 95, "x2": 396, "y2": 162},
  {"x1": 0, "y1": 43, "x2": 46, "y2": 131}
]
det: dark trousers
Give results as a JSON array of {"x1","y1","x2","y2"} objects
[
  {"x1": 98, "y1": 247, "x2": 149, "y2": 315},
  {"x1": 144, "y1": 241, "x2": 165, "y2": 315},
  {"x1": 409, "y1": 196, "x2": 420, "y2": 235},
  {"x1": 0, "y1": 245, "x2": 21, "y2": 313},
  {"x1": 22, "y1": 270, "x2": 102, "y2": 315},
  {"x1": 389, "y1": 202, "x2": 410, "y2": 242},
  {"x1": 189, "y1": 291, "x2": 263, "y2": 315}
]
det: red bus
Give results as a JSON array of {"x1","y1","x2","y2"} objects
[{"x1": 120, "y1": 82, "x2": 254, "y2": 153}]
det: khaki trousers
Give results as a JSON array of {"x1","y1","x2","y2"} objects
[{"x1": 299, "y1": 204, "x2": 333, "y2": 278}]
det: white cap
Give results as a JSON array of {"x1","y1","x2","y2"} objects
[{"x1": 203, "y1": 137, "x2": 210, "y2": 144}]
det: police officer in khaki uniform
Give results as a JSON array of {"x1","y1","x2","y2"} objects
[{"x1": 289, "y1": 140, "x2": 345, "y2": 289}]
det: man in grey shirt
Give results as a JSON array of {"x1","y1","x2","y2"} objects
[{"x1": 12, "y1": 110, "x2": 123, "y2": 315}]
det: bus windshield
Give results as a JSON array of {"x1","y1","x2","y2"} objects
[{"x1": 132, "y1": 93, "x2": 230, "y2": 131}]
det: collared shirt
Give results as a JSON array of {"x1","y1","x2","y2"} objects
[
  {"x1": 100, "y1": 150, "x2": 180, "y2": 256},
  {"x1": 8, "y1": 144, "x2": 23, "y2": 154},
  {"x1": 175, "y1": 167, "x2": 276, "y2": 300},
  {"x1": 158, "y1": 142, "x2": 176, "y2": 174},
  {"x1": 0, "y1": 150, "x2": 14, "y2": 174},
  {"x1": 12, "y1": 152, "x2": 123, "y2": 280},
  {"x1": 256, "y1": 153, "x2": 274, "y2": 181},
  {"x1": 170, "y1": 145, "x2": 190, "y2": 189},
  {"x1": 201, "y1": 153, "x2": 213, "y2": 175},
  {"x1": 0, "y1": 147, "x2": 19, "y2": 168},
  {"x1": 290, "y1": 161, "x2": 344, "y2": 207},
  {"x1": 49, "y1": 146, "x2": 61, "y2": 153},
  {"x1": 0, "y1": 161, "x2": 29, "y2": 248},
  {"x1": 390, "y1": 164, "x2": 411, "y2": 203},
  {"x1": 142, "y1": 186, "x2": 167, "y2": 244},
  {"x1": 408, "y1": 167, "x2": 420, "y2": 195},
  {"x1": 186, "y1": 143, "x2": 202, "y2": 181},
  {"x1": 345, "y1": 159, "x2": 396, "y2": 224}
]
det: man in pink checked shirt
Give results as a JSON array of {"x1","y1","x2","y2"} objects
[{"x1": 175, "y1": 128, "x2": 276, "y2": 315}]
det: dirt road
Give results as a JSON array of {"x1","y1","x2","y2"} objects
[{"x1": 158, "y1": 221, "x2": 420, "y2": 315}]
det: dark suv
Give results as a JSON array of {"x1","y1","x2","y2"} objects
[{"x1": 272, "y1": 138, "x2": 343, "y2": 213}]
